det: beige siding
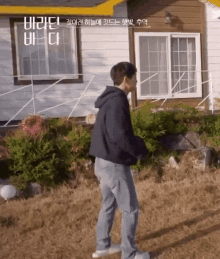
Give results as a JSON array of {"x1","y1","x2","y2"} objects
[
  {"x1": 82, "y1": 49, "x2": 130, "y2": 58},
  {"x1": 205, "y1": 3, "x2": 220, "y2": 109},
  {"x1": 0, "y1": 2, "x2": 130, "y2": 121},
  {"x1": 81, "y1": 33, "x2": 127, "y2": 42},
  {"x1": 81, "y1": 26, "x2": 129, "y2": 34},
  {"x1": 81, "y1": 41, "x2": 129, "y2": 50}
]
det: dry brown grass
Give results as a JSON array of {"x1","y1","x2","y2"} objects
[{"x1": 1, "y1": 159, "x2": 220, "y2": 259}]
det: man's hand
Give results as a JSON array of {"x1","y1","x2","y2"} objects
[{"x1": 134, "y1": 135, "x2": 148, "y2": 161}]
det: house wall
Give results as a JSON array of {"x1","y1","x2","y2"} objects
[
  {"x1": 204, "y1": 3, "x2": 220, "y2": 111},
  {"x1": 127, "y1": 0, "x2": 208, "y2": 110},
  {"x1": 0, "y1": 1, "x2": 130, "y2": 122}
]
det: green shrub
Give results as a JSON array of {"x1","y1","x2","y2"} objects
[
  {"x1": 6, "y1": 130, "x2": 72, "y2": 192},
  {"x1": 130, "y1": 101, "x2": 164, "y2": 153},
  {"x1": 130, "y1": 101, "x2": 208, "y2": 171},
  {"x1": 6, "y1": 107, "x2": 220, "y2": 190},
  {"x1": 214, "y1": 116, "x2": 220, "y2": 136},
  {"x1": 5, "y1": 115, "x2": 94, "y2": 192},
  {"x1": 46, "y1": 117, "x2": 73, "y2": 136},
  {"x1": 200, "y1": 115, "x2": 220, "y2": 150},
  {"x1": 66, "y1": 123, "x2": 92, "y2": 164}
]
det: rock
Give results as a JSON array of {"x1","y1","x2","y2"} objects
[
  {"x1": 29, "y1": 182, "x2": 42, "y2": 195},
  {"x1": 84, "y1": 159, "x2": 93, "y2": 170},
  {"x1": 160, "y1": 131, "x2": 219, "y2": 170},
  {"x1": 21, "y1": 182, "x2": 43, "y2": 198},
  {"x1": 0, "y1": 178, "x2": 23, "y2": 198},
  {"x1": 0, "y1": 178, "x2": 43, "y2": 200},
  {"x1": 0, "y1": 185, "x2": 17, "y2": 200},
  {"x1": 0, "y1": 184, "x2": 4, "y2": 192},
  {"x1": 131, "y1": 169, "x2": 138, "y2": 178},
  {"x1": 168, "y1": 156, "x2": 179, "y2": 169},
  {"x1": 196, "y1": 147, "x2": 211, "y2": 170},
  {"x1": 160, "y1": 134, "x2": 194, "y2": 151},
  {"x1": 187, "y1": 146, "x2": 217, "y2": 171},
  {"x1": 210, "y1": 148, "x2": 219, "y2": 166},
  {"x1": 184, "y1": 131, "x2": 201, "y2": 149}
]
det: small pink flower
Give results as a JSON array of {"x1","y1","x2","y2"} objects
[{"x1": 20, "y1": 115, "x2": 46, "y2": 138}]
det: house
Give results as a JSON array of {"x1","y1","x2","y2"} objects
[{"x1": 0, "y1": 0, "x2": 219, "y2": 125}]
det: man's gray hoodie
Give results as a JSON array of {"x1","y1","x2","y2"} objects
[{"x1": 89, "y1": 86, "x2": 148, "y2": 166}]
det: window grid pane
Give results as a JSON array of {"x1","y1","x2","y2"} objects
[
  {"x1": 16, "y1": 23, "x2": 77, "y2": 79},
  {"x1": 171, "y1": 37, "x2": 197, "y2": 94},
  {"x1": 139, "y1": 36, "x2": 168, "y2": 95}
]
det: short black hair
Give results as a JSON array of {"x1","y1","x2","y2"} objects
[{"x1": 110, "y1": 62, "x2": 137, "y2": 86}]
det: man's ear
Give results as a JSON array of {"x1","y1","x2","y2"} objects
[{"x1": 123, "y1": 76, "x2": 127, "y2": 84}]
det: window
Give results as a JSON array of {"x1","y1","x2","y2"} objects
[
  {"x1": 134, "y1": 32, "x2": 202, "y2": 99},
  {"x1": 10, "y1": 18, "x2": 82, "y2": 85}
]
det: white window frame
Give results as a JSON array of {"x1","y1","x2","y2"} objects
[
  {"x1": 14, "y1": 22, "x2": 79, "y2": 81},
  {"x1": 134, "y1": 32, "x2": 202, "y2": 100}
]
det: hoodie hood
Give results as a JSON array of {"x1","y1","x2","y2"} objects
[{"x1": 95, "y1": 86, "x2": 128, "y2": 109}]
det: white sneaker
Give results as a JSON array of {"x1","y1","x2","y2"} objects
[
  {"x1": 134, "y1": 251, "x2": 151, "y2": 259},
  {"x1": 92, "y1": 243, "x2": 121, "y2": 258}
]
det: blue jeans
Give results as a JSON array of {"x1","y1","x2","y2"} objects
[{"x1": 94, "y1": 157, "x2": 140, "y2": 259}]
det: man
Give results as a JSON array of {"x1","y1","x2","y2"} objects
[{"x1": 89, "y1": 62, "x2": 150, "y2": 259}]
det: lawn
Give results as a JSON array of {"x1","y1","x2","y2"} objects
[
  {"x1": 1, "y1": 108, "x2": 220, "y2": 259},
  {"x1": 1, "y1": 162, "x2": 220, "y2": 259}
]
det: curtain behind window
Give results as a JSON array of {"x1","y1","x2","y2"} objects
[
  {"x1": 171, "y1": 37, "x2": 196, "y2": 94},
  {"x1": 139, "y1": 36, "x2": 168, "y2": 96},
  {"x1": 16, "y1": 24, "x2": 76, "y2": 78}
]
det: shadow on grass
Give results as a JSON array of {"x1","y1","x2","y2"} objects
[{"x1": 143, "y1": 208, "x2": 220, "y2": 257}]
